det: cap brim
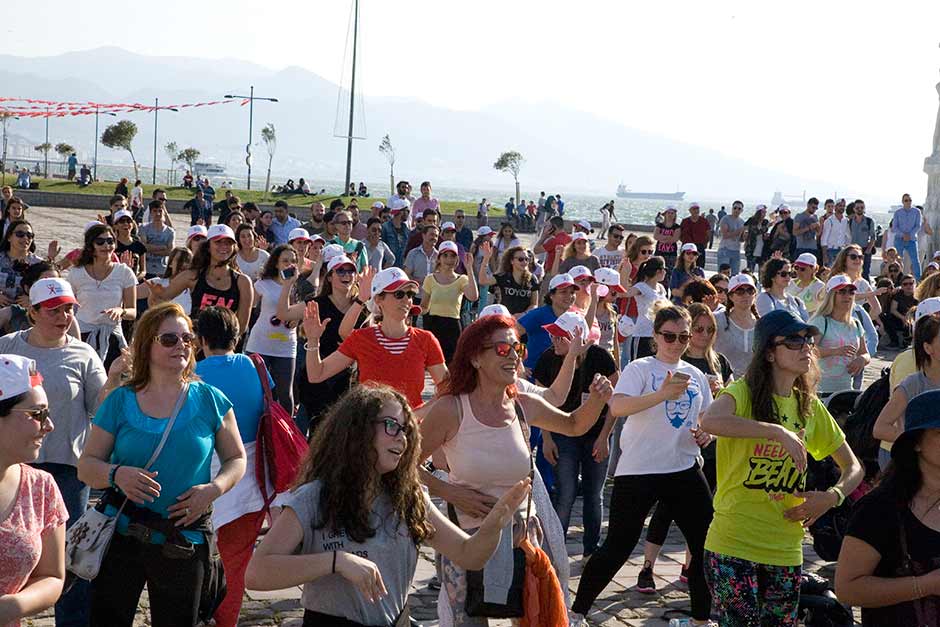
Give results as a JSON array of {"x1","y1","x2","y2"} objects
[
  {"x1": 542, "y1": 323, "x2": 572, "y2": 338},
  {"x1": 381, "y1": 279, "x2": 419, "y2": 293},
  {"x1": 604, "y1": 284, "x2": 627, "y2": 293},
  {"x1": 37, "y1": 295, "x2": 78, "y2": 308},
  {"x1": 550, "y1": 282, "x2": 578, "y2": 291},
  {"x1": 777, "y1": 320, "x2": 821, "y2": 339},
  {"x1": 208, "y1": 235, "x2": 235, "y2": 242},
  {"x1": 572, "y1": 276, "x2": 595, "y2": 283}
]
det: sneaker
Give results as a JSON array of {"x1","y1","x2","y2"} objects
[
  {"x1": 568, "y1": 611, "x2": 586, "y2": 627},
  {"x1": 679, "y1": 564, "x2": 690, "y2": 584},
  {"x1": 636, "y1": 561, "x2": 656, "y2": 594}
]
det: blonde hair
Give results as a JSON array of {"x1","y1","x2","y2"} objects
[
  {"x1": 915, "y1": 272, "x2": 940, "y2": 301},
  {"x1": 815, "y1": 274, "x2": 853, "y2": 321},
  {"x1": 123, "y1": 302, "x2": 197, "y2": 391},
  {"x1": 685, "y1": 303, "x2": 721, "y2": 375},
  {"x1": 829, "y1": 245, "x2": 863, "y2": 279}
]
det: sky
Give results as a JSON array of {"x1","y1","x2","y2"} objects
[{"x1": 11, "y1": 0, "x2": 940, "y2": 200}]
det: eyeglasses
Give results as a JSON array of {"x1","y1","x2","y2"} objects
[
  {"x1": 155, "y1": 332, "x2": 195, "y2": 348},
  {"x1": 656, "y1": 331, "x2": 691, "y2": 344},
  {"x1": 640, "y1": 249, "x2": 654, "y2": 255},
  {"x1": 484, "y1": 341, "x2": 526, "y2": 359},
  {"x1": 13, "y1": 406, "x2": 52, "y2": 426},
  {"x1": 773, "y1": 335, "x2": 816, "y2": 350},
  {"x1": 94, "y1": 237, "x2": 116, "y2": 246},
  {"x1": 846, "y1": 253, "x2": 863, "y2": 261},
  {"x1": 373, "y1": 417, "x2": 411, "y2": 438},
  {"x1": 391, "y1": 290, "x2": 417, "y2": 300},
  {"x1": 692, "y1": 325, "x2": 716, "y2": 335},
  {"x1": 12, "y1": 230, "x2": 34, "y2": 240}
]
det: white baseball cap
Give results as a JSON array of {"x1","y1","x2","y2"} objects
[
  {"x1": 187, "y1": 225, "x2": 208, "y2": 241},
  {"x1": 594, "y1": 267, "x2": 626, "y2": 293},
  {"x1": 778, "y1": 204, "x2": 791, "y2": 213},
  {"x1": 370, "y1": 267, "x2": 419, "y2": 299},
  {"x1": 112, "y1": 209, "x2": 133, "y2": 222},
  {"x1": 548, "y1": 273, "x2": 580, "y2": 291},
  {"x1": 84, "y1": 220, "x2": 104, "y2": 233},
  {"x1": 916, "y1": 297, "x2": 940, "y2": 321},
  {"x1": 932, "y1": 250, "x2": 940, "y2": 260},
  {"x1": 310, "y1": 233, "x2": 326, "y2": 244},
  {"x1": 826, "y1": 274, "x2": 856, "y2": 292},
  {"x1": 371, "y1": 201, "x2": 385, "y2": 210},
  {"x1": 477, "y1": 226, "x2": 494, "y2": 237},
  {"x1": 680, "y1": 243, "x2": 699, "y2": 254},
  {"x1": 617, "y1": 315, "x2": 636, "y2": 338},
  {"x1": 928, "y1": 262, "x2": 940, "y2": 271},
  {"x1": 327, "y1": 255, "x2": 357, "y2": 273},
  {"x1": 288, "y1": 227, "x2": 312, "y2": 242},
  {"x1": 388, "y1": 197, "x2": 410, "y2": 212},
  {"x1": 575, "y1": 219, "x2": 594, "y2": 233},
  {"x1": 570, "y1": 231, "x2": 589, "y2": 243},
  {"x1": 322, "y1": 244, "x2": 346, "y2": 264},
  {"x1": 794, "y1": 252, "x2": 818, "y2": 267},
  {"x1": 568, "y1": 265, "x2": 594, "y2": 282},
  {"x1": 438, "y1": 241, "x2": 459, "y2": 256},
  {"x1": 728, "y1": 273, "x2": 757, "y2": 293},
  {"x1": 440, "y1": 221, "x2": 456, "y2": 231},
  {"x1": 0, "y1": 354, "x2": 43, "y2": 402},
  {"x1": 542, "y1": 311, "x2": 588, "y2": 341},
  {"x1": 207, "y1": 224, "x2": 236, "y2": 242},
  {"x1": 689, "y1": 202, "x2": 701, "y2": 209},
  {"x1": 29, "y1": 278, "x2": 78, "y2": 309},
  {"x1": 664, "y1": 205, "x2": 678, "y2": 213},
  {"x1": 479, "y1": 304, "x2": 512, "y2": 318}
]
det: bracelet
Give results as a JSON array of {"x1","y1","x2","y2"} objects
[
  {"x1": 304, "y1": 342, "x2": 320, "y2": 351},
  {"x1": 332, "y1": 550, "x2": 337, "y2": 574},
  {"x1": 352, "y1": 297, "x2": 365, "y2": 307},
  {"x1": 829, "y1": 486, "x2": 846, "y2": 507},
  {"x1": 108, "y1": 464, "x2": 122, "y2": 489},
  {"x1": 913, "y1": 575, "x2": 924, "y2": 598}
]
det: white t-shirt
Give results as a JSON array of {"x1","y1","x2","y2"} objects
[
  {"x1": 68, "y1": 263, "x2": 137, "y2": 325},
  {"x1": 237, "y1": 249, "x2": 270, "y2": 281},
  {"x1": 152, "y1": 277, "x2": 192, "y2": 315},
  {"x1": 595, "y1": 247, "x2": 623, "y2": 269},
  {"x1": 632, "y1": 282, "x2": 668, "y2": 337},
  {"x1": 245, "y1": 279, "x2": 297, "y2": 358},
  {"x1": 613, "y1": 356, "x2": 713, "y2": 476}
]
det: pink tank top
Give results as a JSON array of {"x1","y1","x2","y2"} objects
[{"x1": 441, "y1": 394, "x2": 533, "y2": 529}]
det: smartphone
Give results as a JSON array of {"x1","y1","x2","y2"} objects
[
  {"x1": 671, "y1": 372, "x2": 691, "y2": 383},
  {"x1": 280, "y1": 267, "x2": 297, "y2": 280}
]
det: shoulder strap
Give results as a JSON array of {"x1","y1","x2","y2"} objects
[
  {"x1": 249, "y1": 353, "x2": 274, "y2": 412},
  {"x1": 513, "y1": 399, "x2": 535, "y2": 522},
  {"x1": 143, "y1": 383, "x2": 189, "y2": 471}
]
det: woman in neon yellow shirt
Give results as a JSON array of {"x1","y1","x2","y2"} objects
[{"x1": 701, "y1": 309, "x2": 863, "y2": 626}]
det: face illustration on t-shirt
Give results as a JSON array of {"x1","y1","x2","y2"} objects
[
  {"x1": 649, "y1": 370, "x2": 701, "y2": 429},
  {"x1": 741, "y1": 410, "x2": 806, "y2": 500}
]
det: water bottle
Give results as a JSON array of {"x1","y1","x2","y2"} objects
[{"x1": 668, "y1": 619, "x2": 692, "y2": 627}]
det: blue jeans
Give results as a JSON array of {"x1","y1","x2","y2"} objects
[
  {"x1": 31, "y1": 462, "x2": 90, "y2": 627},
  {"x1": 530, "y1": 426, "x2": 555, "y2": 494},
  {"x1": 552, "y1": 432, "x2": 610, "y2": 555},
  {"x1": 716, "y1": 248, "x2": 741, "y2": 274},
  {"x1": 895, "y1": 237, "x2": 921, "y2": 279}
]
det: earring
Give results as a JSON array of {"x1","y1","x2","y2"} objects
[{"x1": 472, "y1": 362, "x2": 480, "y2": 369}]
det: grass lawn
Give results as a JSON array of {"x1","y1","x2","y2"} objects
[{"x1": 7, "y1": 175, "x2": 478, "y2": 214}]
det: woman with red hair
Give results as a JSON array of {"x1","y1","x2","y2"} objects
[{"x1": 419, "y1": 313, "x2": 614, "y2": 624}]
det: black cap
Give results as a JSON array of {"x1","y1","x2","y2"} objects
[
  {"x1": 893, "y1": 390, "x2": 940, "y2": 457},
  {"x1": 753, "y1": 310, "x2": 820, "y2": 352}
]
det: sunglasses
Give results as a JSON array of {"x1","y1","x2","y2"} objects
[
  {"x1": 715, "y1": 286, "x2": 728, "y2": 294},
  {"x1": 94, "y1": 237, "x2": 116, "y2": 246},
  {"x1": 656, "y1": 331, "x2": 691, "y2": 344},
  {"x1": 190, "y1": 235, "x2": 206, "y2": 242},
  {"x1": 390, "y1": 290, "x2": 417, "y2": 300},
  {"x1": 374, "y1": 417, "x2": 411, "y2": 438},
  {"x1": 609, "y1": 233, "x2": 624, "y2": 240},
  {"x1": 902, "y1": 281, "x2": 915, "y2": 287},
  {"x1": 155, "y1": 332, "x2": 195, "y2": 348},
  {"x1": 333, "y1": 267, "x2": 357, "y2": 276},
  {"x1": 640, "y1": 249, "x2": 654, "y2": 255},
  {"x1": 836, "y1": 286, "x2": 858, "y2": 295},
  {"x1": 513, "y1": 256, "x2": 528, "y2": 263},
  {"x1": 13, "y1": 230, "x2": 34, "y2": 240},
  {"x1": 117, "y1": 218, "x2": 133, "y2": 224},
  {"x1": 773, "y1": 335, "x2": 816, "y2": 350},
  {"x1": 13, "y1": 406, "x2": 52, "y2": 426},
  {"x1": 485, "y1": 341, "x2": 526, "y2": 359},
  {"x1": 777, "y1": 270, "x2": 792, "y2": 278},
  {"x1": 732, "y1": 286, "x2": 756, "y2": 295},
  {"x1": 846, "y1": 253, "x2": 863, "y2": 261},
  {"x1": 692, "y1": 325, "x2": 716, "y2": 335}
]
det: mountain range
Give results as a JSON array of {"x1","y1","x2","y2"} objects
[{"x1": 0, "y1": 46, "x2": 853, "y2": 200}]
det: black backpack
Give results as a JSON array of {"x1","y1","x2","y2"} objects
[{"x1": 842, "y1": 366, "x2": 891, "y2": 479}]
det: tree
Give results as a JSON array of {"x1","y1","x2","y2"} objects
[
  {"x1": 34, "y1": 143, "x2": 52, "y2": 157},
  {"x1": 164, "y1": 141, "x2": 178, "y2": 185},
  {"x1": 379, "y1": 134, "x2": 396, "y2": 196},
  {"x1": 261, "y1": 123, "x2": 276, "y2": 201},
  {"x1": 493, "y1": 151, "x2": 525, "y2": 209},
  {"x1": 54, "y1": 143, "x2": 74, "y2": 159},
  {"x1": 101, "y1": 120, "x2": 139, "y2": 180},
  {"x1": 176, "y1": 148, "x2": 201, "y2": 174}
]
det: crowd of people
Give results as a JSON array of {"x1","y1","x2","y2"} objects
[{"x1": 0, "y1": 180, "x2": 938, "y2": 627}]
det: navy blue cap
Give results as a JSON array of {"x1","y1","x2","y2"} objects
[
  {"x1": 753, "y1": 309, "x2": 820, "y2": 352},
  {"x1": 893, "y1": 390, "x2": 940, "y2": 457}
]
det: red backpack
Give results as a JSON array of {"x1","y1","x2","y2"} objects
[{"x1": 249, "y1": 354, "x2": 308, "y2": 508}]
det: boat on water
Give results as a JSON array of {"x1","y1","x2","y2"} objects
[
  {"x1": 616, "y1": 184, "x2": 685, "y2": 201},
  {"x1": 193, "y1": 162, "x2": 227, "y2": 176}
]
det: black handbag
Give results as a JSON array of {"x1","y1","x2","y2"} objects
[{"x1": 447, "y1": 400, "x2": 534, "y2": 619}]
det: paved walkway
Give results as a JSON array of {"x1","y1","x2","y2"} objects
[{"x1": 22, "y1": 206, "x2": 879, "y2": 625}]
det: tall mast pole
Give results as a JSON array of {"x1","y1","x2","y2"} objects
[
  {"x1": 152, "y1": 98, "x2": 159, "y2": 185},
  {"x1": 344, "y1": 0, "x2": 359, "y2": 194}
]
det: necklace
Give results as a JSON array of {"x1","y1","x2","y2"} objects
[{"x1": 87, "y1": 262, "x2": 112, "y2": 290}]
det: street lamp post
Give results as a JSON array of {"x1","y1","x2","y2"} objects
[
  {"x1": 1, "y1": 115, "x2": 19, "y2": 187},
  {"x1": 224, "y1": 87, "x2": 278, "y2": 190},
  {"x1": 94, "y1": 107, "x2": 117, "y2": 182},
  {"x1": 152, "y1": 98, "x2": 179, "y2": 185},
  {"x1": 44, "y1": 108, "x2": 49, "y2": 178}
]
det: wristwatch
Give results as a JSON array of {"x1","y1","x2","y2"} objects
[{"x1": 353, "y1": 296, "x2": 365, "y2": 307}]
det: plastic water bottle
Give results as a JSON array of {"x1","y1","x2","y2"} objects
[{"x1": 668, "y1": 619, "x2": 692, "y2": 627}]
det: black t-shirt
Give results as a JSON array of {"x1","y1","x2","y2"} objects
[
  {"x1": 682, "y1": 353, "x2": 732, "y2": 462},
  {"x1": 115, "y1": 239, "x2": 147, "y2": 277},
  {"x1": 846, "y1": 486, "x2": 940, "y2": 626},
  {"x1": 495, "y1": 273, "x2": 539, "y2": 315},
  {"x1": 532, "y1": 345, "x2": 616, "y2": 437}
]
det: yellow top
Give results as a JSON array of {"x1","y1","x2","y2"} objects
[{"x1": 423, "y1": 274, "x2": 469, "y2": 318}]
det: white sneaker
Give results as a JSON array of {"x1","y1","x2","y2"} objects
[{"x1": 568, "y1": 611, "x2": 586, "y2": 627}]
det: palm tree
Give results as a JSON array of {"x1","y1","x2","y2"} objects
[{"x1": 261, "y1": 124, "x2": 276, "y2": 201}]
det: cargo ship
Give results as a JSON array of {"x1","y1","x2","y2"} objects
[{"x1": 616, "y1": 184, "x2": 685, "y2": 201}]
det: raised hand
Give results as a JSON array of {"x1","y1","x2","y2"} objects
[
  {"x1": 357, "y1": 266, "x2": 376, "y2": 300},
  {"x1": 589, "y1": 373, "x2": 614, "y2": 402},
  {"x1": 119, "y1": 250, "x2": 135, "y2": 267},
  {"x1": 47, "y1": 240, "x2": 61, "y2": 261},
  {"x1": 302, "y1": 301, "x2": 331, "y2": 340},
  {"x1": 658, "y1": 371, "x2": 690, "y2": 401},
  {"x1": 480, "y1": 241, "x2": 493, "y2": 258}
]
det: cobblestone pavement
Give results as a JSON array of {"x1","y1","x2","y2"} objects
[{"x1": 23, "y1": 206, "x2": 879, "y2": 625}]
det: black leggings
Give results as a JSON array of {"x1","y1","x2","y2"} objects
[
  {"x1": 646, "y1": 454, "x2": 717, "y2": 546},
  {"x1": 572, "y1": 466, "x2": 714, "y2": 620},
  {"x1": 91, "y1": 532, "x2": 207, "y2": 626},
  {"x1": 422, "y1": 314, "x2": 461, "y2": 364}
]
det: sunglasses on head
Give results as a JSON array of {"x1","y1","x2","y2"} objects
[
  {"x1": 94, "y1": 237, "x2": 115, "y2": 246},
  {"x1": 485, "y1": 341, "x2": 526, "y2": 359},
  {"x1": 374, "y1": 417, "x2": 411, "y2": 438},
  {"x1": 155, "y1": 332, "x2": 195, "y2": 348},
  {"x1": 390, "y1": 290, "x2": 417, "y2": 300},
  {"x1": 12, "y1": 230, "x2": 33, "y2": 240},
  {"x1": 773, "y1": 334, "x2": 816, "y2": 350},
  {"x1": 692, "y1": 325, "x2": 716, "y2": 335},
  {"x1": 656, "y1": 331, "x2": 691, "y2": 344}
]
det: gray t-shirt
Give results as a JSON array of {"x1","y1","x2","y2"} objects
[
  {"x1": 714, "y1": 310, "x2": 755, "y2": 378},
  {"x1": 897, "y1": 371, "x2": 940, "y2": 401},
  {"x1": 138, "y1": 223, "x2": 175, "y2": 276},
  {"x1": 287, "y1": 480, "x2": 421, "y2": 625},
  {"x1": 558, "y1": 255, "x2": 600, "y2": 275},
  {"x1": 718, "y1": 215, "x2": 745, "y2": 251},
  {"x1": 0, "y1": 331, "x2": 106, "y2": 466},
  {"x1": 793, "y1": 211, "x2": 819, "y2": 250}
]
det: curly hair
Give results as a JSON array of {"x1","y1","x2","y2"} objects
[
  {"x1": 292, "y1": 384, "x2": 434, "y2": 544},
  {"x1": 914, "y1": 271, "x2": 940, "y2": 302},
  {"x1": 760, "y1": 257, "x2": 790, "y2": 289},
  {"x1": 77, "y1": 224, "x2": 115, "y2": 267},
  {"x1": 498, "y1": 245, "x2": 532, "y2": 285}
]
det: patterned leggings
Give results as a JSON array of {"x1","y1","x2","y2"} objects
[{"x1": 704, "y1": 551, "x2": 801, "y2": 627}]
